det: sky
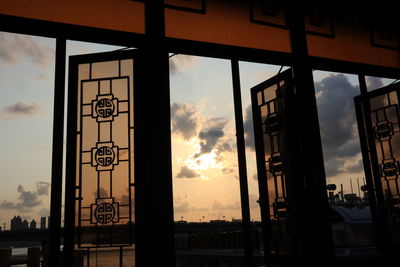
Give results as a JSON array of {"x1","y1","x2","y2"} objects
[
  {"x1": 0, "y1": 32, "x2": 123, "y2": 227},
  {"x1": 315, "y1": 72, "x2": 396, "y2": 189},
  {"x1": 169, "y1": 55, "x2": 290, "y2": 222},
  {"x1": 0, "y1": 31, "x2": 397, "y2": 228},
  {"x1": 0, "y1": 32, "x2": 55, "y2": 227}
]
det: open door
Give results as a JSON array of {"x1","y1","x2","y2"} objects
[
  {"x1": 251, "y1": 68, "x2": 305, "y2": 262},
  {"x1": 355, "y1": 82, "x2": 400, "y2": 254},
  {"x1": 64, "y1": 50, "x2": 137, "y2": 266}
]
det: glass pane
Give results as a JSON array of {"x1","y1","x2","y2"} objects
[
  {"x1": 366, "y1": 76, "x2": 398, "y2": 92},
  {"x1": 238, "y1": 62, "x2": 290, "y2": 264},
  {"x1": 314, "y1": 70, "x2": 378, "y2": 257},
  {"x1": 368, "y1": 85, "x2": 400, "y2": 249},
  {"x1": 250, "y1": 68, "x2": 298, "y2": 256},
  {"x1": 67, "y1": 41, "x2": 136, "y2": 266},
  {"x1": 170, "y1": 54, "x2": 244, "y2": 266},
  {"x1": 0, "y1": 32, "x2": 55, "y2": 265}
]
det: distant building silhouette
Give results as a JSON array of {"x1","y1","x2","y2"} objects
[
  {"x1": 22, "y1": 219, "x2": 29, "y2": 230},
  {"x1": 30, "y1": 219, "x2": 37, "y2": 230},
  {"x1": 11, "y1": 215, "x2": 23, "y2": 231},
  {"x1": 40, "y1": 217, "x2": 46, "y2": 229},
  {"x1": 10, "y1": 216, "x2": 39, "y2": 231}
]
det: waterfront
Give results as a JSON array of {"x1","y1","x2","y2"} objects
[
  {"x1": 4, "y1": 247, "x2": 135, "y2": 267},
  {"x1": 9, "y1": 247, "x2": 29, "y2": 267},
  {"x1": 83, "y1": 247, "x2": 135, "y2": 267}
]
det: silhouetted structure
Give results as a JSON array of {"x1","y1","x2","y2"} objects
[
  {"x1": 1, "y1": 1, "x2": 400, "y2": 267},
  {"x1": 10, "y1": 216, "x2": 31, "y2": 231},
  {"x1": 11, "y1": 216, "x2": 23, "y2": 231},
  {"x1": 21, "y1": 219, "x2": 28, "y2": 230},
  {"x1": 30, "y1": 219, "x2": 37, "y2": 230},
  {"x1": 40, "y1": 217, "x2": 46, "y2": 230}
]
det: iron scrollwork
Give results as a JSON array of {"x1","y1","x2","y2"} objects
[
  {"x1": 91, "y1": 141, "x2": 119, "y2": 171},
  {"x1": 91, "y1": 198, "x2": 120, "y2": 225},
  {"x1": 92, "y1": 94, "x2": 119, "y2": 122},
  {"x1": 374, "y1": 121, "x2": 393, "y2": 140}
]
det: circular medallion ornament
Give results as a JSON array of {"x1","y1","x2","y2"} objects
[
  {"x1": 95, "y1": 146, "x2": 115, "y2": 166},
  {"x1": 94, "y1": 202, "x2": 115, "y2": 224},
  {"x1": 95, "y1": 98, "x2": 115, "y2": 118}
]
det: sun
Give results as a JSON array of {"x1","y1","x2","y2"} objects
[{"x1": 188, "y1": 151, "x2": 219, "y2": 171}]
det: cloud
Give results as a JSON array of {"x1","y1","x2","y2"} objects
[
  {"x1": 169, "y1": 54, "x2": 197, "y2": 73},
  {"x1": 171, "y1": 102, "x2": 198, "y2": 140},
  {"x1": 221, "y1": 168, "x2": 234, "y2": 174},
  {"x1": 324, "y1": 154, "x2": 364, "y2": 176},
  {"x1": 249, "y1": 194, "x2": 259, "y2": 210},
  {"x1": 117, "y1": 194, "x2": 132, "y2": 217},
  {"x1": 194, "y1": 118, "x2": 228, "y2": 158},
  {"x1": 243, "y1": 105, "x2": 255, "y2": 150},
  {"x1": 366, "y1": 76, "x2": 384, "y2": 91},
  {"x1": 1, "y1": 102, "x2": 43, "y2": 117},
  {"x1": 36, "y1": 73, "x2": 48, "y2": 80},
  {"x1": 118, "y1": 194, "x2": 130, "y2": 204},
  {"x1": 315, "y1": 74, "x2": 364, "y2": 177},
  {"x1": 17, "y1": 184, "x2": 41, "y2": 209},
  {"x1": 93, "y1": 187, "x2": 109, "y2": 198},
  {"x1": 174, "y1": 201, "x2": 190, "y2": 213},
  {"x1": 174, "y1": 194, "x2": 188, "y2": 203},
  {"x1": 218, "y1": 143, "x2": 232, "y2": 153},
  {"x1": 199, "y1": 128, "x2": 224, "y2": 152},
  {"x1": 38, "y1": 208, "x2": 50, "y2": 217},
  {"x1": 174, "y1": 201, "x2": 209, "y2": 213},
  {"x1": 211, "y1": 200, "x2": 241, "y2": 211},
  {"x1": 0, "y1": 201, "x2": 18, "y2": 210},
  {"x1": 345, "y1": 157, "x2": 364, "y2": 173},
  {"x1": 176, "y1": 166, "x2": 200, "y2": 179},
  {"x1": 0, "y1": 181, "x2": 49, "y2": 212},
  {"x1": 36, "y1": 181, "x2": 50, "y2": 196},
  {"x1": 0, "y1": 35, "x2": 14, "y2": 63},
  {"x1": 171, "y1": 101, "x2": 235, "y2": 168},
  {"x1": 0, "y1": 32, "x2": 54, "y2": 67}
]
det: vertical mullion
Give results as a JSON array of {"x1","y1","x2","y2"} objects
[
  {"x1": 354, "y1": 96, "x2": 383, "y2": 253},
  {"x1": 231, "y1": 59, "x2": 254, "y2": 267},
  {"x1": 64, "y1": 47, "x2": 79, "y2": 266},
  {"x1": 287, "y1": 1, "x2": 334, "y2": 263},
  {"x1": 251, "y1": 87, "x2": 272, "y2": 258},
  {"x1": 49, "y1": 37, "x2": 66, "y2": 267},
  {"x1": 358, "y1": 75, "x2": 392, "y2": 252},
  {"x1": 136, "y1": 0, "x2": 175, "y2": 266}
]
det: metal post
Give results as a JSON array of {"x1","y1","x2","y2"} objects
[
  {"x1": 135, "y1": 0, "x2": 175, "y2": 266},
  {"x1": 27, "y1": 247, "x2": 41, "y2": 267},
  {"x1": 64, "y1": 54, "x2": 79, "y2": 267},
  {"x1": 49, "y1": 37, "x2": 66, "y2": 267},
  {"x1": 0, "y1": 248, "x2": 11, "y2": 267},
  {"x1": 286, "y1": 1, "x2": 335, "y2": 263},
  {"x1": 251, "y1": 86, "x2": 272, "y2": 259},
  {"x1": 350, "y1": 178, "x2": 354, "y2": 194},
  {"x1": 341, "y1": 184, "x2": 344, "y2": 202},
  {"x1": 354, "y1": 96, "x2": 381, "y2": 248},
  {"x1": 231, "y1": 59, "x2": 254, "y2": 267},
  {"x1": 357, "y1": 74, "x2": 391, "y2": 252},
  {"x1": 119, "y1": 246, "x2": 123, "y2": 267}
]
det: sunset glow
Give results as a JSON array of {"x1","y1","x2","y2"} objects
[{"x1": 188, "y1": 151, "x2": 220, "y2": 171}]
